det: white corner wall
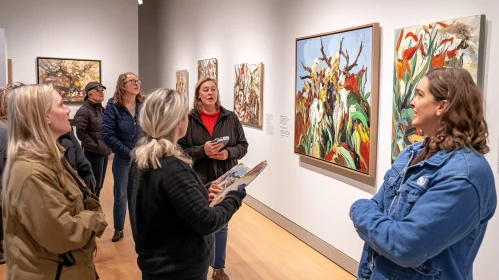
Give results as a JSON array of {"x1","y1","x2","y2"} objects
[
  {"x1": 140, "y1": 0, "x2": 499, "y2": 278},
  {"x1": 0, "y1": 0, "x2": 139, "y2": 117}
]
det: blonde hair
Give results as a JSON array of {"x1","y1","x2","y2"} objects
[
  {"x1": 193, "y1": 77, "x2": 221, "y2": 114},
  {"x1": 2, "y1": 84, "x2": 63, "y2": 188},
  {"x1": 133, "y1": 88, "x2": 191, "y2": 169},
  {"x1": 113, "y1": 72, "x2": 144, "y2": 106}
]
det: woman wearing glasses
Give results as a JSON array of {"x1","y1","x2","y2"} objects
[{"x1": 102, "y1": 72, "x2": 144, "y2": 242}]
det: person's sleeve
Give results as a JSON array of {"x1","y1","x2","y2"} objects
[
  {"x1": 102, "y1": 106, "x2": 130, "y2": 159},
  {"x1": 74, "y1": 109, "x2": 99, "y2": 151},
  {"x1": 350, "y1": 177, "x2": 480, "y2": 268},
  {"x1": 69, "y1": 132, "x2": 97, "y2": 193},
  {"x1": 18, "y1": 175, "x2": 107, "y2": 254},
  {"x1": 225, "y1": 116, "x2": 248, "y2": 159},
  {"x1": 163, "y1": 161, "x2": 242, "y2": 236},
  {"x1": 178, "y1": 133, "x2": 207, "y2": 161}
]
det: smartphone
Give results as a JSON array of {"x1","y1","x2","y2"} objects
[{"x1": 212, "y1": 136, "x2": 229, "y2": 146}]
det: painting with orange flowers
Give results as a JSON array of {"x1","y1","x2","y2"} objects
[
  {"x1": 392, "y1": 15, "x2": 485, "y2": 162},
  {"x1": 37, "y1": 57, "x2": 101, "y2": 103},
  {"x1": 295, "y1": 24, "x2": 380, "y2": 182}
]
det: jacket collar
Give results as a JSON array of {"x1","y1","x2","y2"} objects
[
  {"x1": 407, "y1": 141, "x2": 455, "y2": 167},
  {"x1": 106, "y1": 98, "x2": 143, "y2": 107},
  {"x1": 56, "y1": 142, "x2": 66, "y2": 160},
  {"x1": 85, "y1": 99, "x2": 102, "y2": 109},
  {"x1": 190, "y1": 106, "x2": 229, "y2": 122}
]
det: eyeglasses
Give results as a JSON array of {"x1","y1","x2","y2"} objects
[
  {"x1": 92, "y1": 88, "x2": 105, "y2": 93},
  {"x1": 124, "y1": 79, "x2": 142, "y2": 85}
]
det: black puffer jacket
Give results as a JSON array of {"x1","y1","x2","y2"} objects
[
  {"x1": 74, "y1": 100, "x2": 111, "y2": 156},
  {"x1": 178, "y1": 106, "x2": 249, "y2": 184},
  {"x1": 57, "y1": 131, "x2": 96, "y2": 193}
]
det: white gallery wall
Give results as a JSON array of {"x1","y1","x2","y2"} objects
[
  {"x1": 139, "y1": 0, "x2": 499, "y2": 278},
  {"x1": 0, "y1": 0, "x2": 139, "y2": 117}
]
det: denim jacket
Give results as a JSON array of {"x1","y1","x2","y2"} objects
[{"x1": 350, "y1": 142, "x2": 496, "y2": 280}]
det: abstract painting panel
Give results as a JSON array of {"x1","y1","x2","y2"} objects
[
  {"x1": 392, "y1": 15, "x2": 485, "y2": 162},
  {"x1": 37, "y1": 57, "x2": 101, "y2": 103},
  {"x1": 176, "y1": 70, "x2": 189, "y2": 98},
  {"x1": 295, "y1": 24, "x2": 380, "y2": 178},
  {"x1": 198, "y1": 58, "x2": 218, "y2": 82},
  {"x1": 234, "y1": 63, "x2": 263, "y2": 128}
]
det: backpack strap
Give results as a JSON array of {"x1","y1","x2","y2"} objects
[{"x1": 55, "y1": 251, "x2": 76, "y2": 280}]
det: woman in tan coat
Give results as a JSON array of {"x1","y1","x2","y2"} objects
[{"x1": 2, "y1": 84, "x2": 108, "y2": 279}]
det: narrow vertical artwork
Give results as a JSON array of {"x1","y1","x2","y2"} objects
[
  {"x1": 198, "y1": 58, "x2": 218, "y2": 82},
  {"x1": 176, "y1": 70, "x2": 189, "y2": 101},
  {"x1": 234, "y1": 63, "x2": 264, "y2": 129},
  {"x1": 295, "y1": 23, "x2": 380, "y2": 181},
  {"x1": 392, "y1": 15, "x2": 485, "y2": 162},
  {"x1": 7, "y1": 59, "x2": 12, "y2": 84}
]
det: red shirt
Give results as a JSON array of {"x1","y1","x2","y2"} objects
[{"x1": 200, "y1": 110, "x2": 220, "y2": 136}]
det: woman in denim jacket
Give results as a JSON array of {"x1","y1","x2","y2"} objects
[{"x1": 350, "y1": 68, "x2": 496, "y2": 280}]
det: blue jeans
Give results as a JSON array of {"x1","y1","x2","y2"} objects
[
  {"x1": 213, "y1": 223, "x2": 228, "y2": 269},
  {"x1": 84, "y1": 150, "x2": 109, "y2": 198},
  {"x1": 112, "y1": 155, "x2": 130, "y2": 231}
]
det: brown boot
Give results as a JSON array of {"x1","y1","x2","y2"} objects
[{"x1": 212, "y1": 268, "x2": 230, "y2": 280}]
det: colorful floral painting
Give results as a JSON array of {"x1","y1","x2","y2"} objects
[
  {"x1": 295, "y1": 24, "x2": 380, "y2": 177},
  {"x1": 392, "y1": 15, "x2": 485, "y2": 162},
  {"x1": 234, "y1": 63, "x2": 263, "y2": 128},
  {"x1": 37, "y1": 57, "x2": 101, "y2": 103},
  {"x1": 198, "y1": 58, "x2": 218, "y2": 82},
  {"x1": 176, "y1": 70, "x2": 189, "y2": 98}
]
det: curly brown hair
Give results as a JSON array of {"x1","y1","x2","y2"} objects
[
  {"x1": 193, "y1": 77, "x2": 221, "y2": 114},
  {"x1": 113, "y1": 72, "x2": 144, "y2": 106},
  {"x1": 427, "y1": 68, "x2": 488, "y2": 154}
]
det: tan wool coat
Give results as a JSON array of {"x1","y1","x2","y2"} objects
[{"x1": 2, "y1": 146, "x2": 107, "y2": 280}]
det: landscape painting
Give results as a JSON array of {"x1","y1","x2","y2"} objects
[
  {"x1": 295, "y1": 23, "x2": 380, "y2": 180},
  {"x1": 37, "y1": 57, "x2": 101, "y2": 103},
  {"x1": 234, "y1": 63, "x2": 264, "y2": 129},
  {"x1": 392, "y1": 15, "x2": 485, "y2": 162}
]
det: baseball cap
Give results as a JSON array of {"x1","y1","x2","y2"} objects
[{"x1": 85, "y1": 82, "x2": 106, "y2": 94}]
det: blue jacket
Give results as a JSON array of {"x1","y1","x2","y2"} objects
[
  {"x1": 350, "y1": 141, "x2": 496, "y2": 280},
  {"x1": 102, "y1": 98, "x2": 143, "y2": 160}
]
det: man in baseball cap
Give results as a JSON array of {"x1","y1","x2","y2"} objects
[{"x1": 84, "y1": 82, "x2": 106, "y2": 102}]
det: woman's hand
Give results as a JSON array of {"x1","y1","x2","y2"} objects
[
  {"x1": 208, "y1": 182, "x2": 224, "y2": 202},
  {"x1": 208, "y1": 193, "x2": 216, "y2": 202},
  {"x1": 204, "y1": 141, "x2": 224, "y2": 156},
  {"x1": 208, "y1": 181, "x2": 224, "y2": 195},
  {"x1": 209, "y1": 149, "x2": 229, "y2": 160}
]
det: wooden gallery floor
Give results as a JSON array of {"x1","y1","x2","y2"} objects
[{"x1": 0, "y1": 162, "x2": 354, "y2": 280}]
